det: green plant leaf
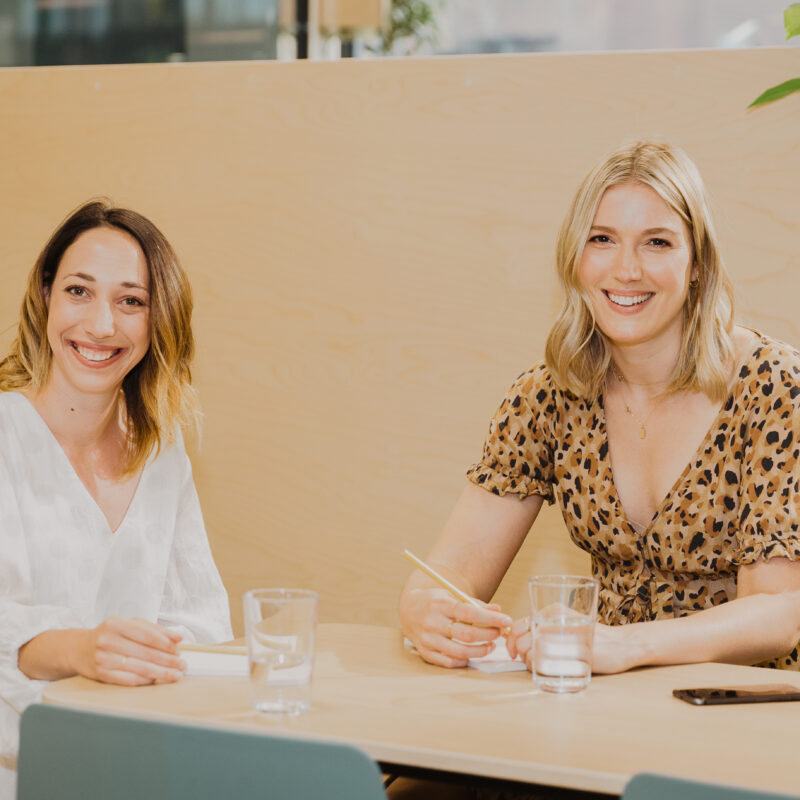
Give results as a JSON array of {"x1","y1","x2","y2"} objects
[
  {"x1": 785, "y1": 3, "x2": 800, "y2": 38},
  {"x1": 372, "y1": 0, "x2": 439, "y2": 55},
  {"x1": 749, "y1": 77, "x2": 800, "y2": 107}
]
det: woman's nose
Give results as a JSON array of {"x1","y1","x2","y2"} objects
[
  {"x1": 614, "y1": 246, "x2": 642, "y2": 282},
  {"x1": 84, "y1": 299, "x2": 115, "y2": 337}
]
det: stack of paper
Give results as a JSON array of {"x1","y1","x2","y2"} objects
[{"x1": 181, "y1": 649, "x2": 249, "y2": 677}]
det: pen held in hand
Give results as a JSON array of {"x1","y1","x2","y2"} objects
[{"x1": 402, "y1": 549, "x2": 511, "y2": 636}]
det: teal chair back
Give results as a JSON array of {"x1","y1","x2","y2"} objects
[
  {"x1": 18, "y1": 704, "x2": 386, "y2": 800},
  {"x1": 624, "y1": 773, "x2": 799, "y2": 800}
]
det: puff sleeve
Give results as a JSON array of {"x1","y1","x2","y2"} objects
[
  {"x1": 732, "y1": 346, "x2": 800, "y2": 565},
  {"x1": 466, "y1": 364, "x2": 557, "y2": 502}
]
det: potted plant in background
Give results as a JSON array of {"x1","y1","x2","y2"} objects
[
  {"x1": 749, "y1": 3, "x2": 800, "y2": 107},
  {"x1": 371, "y1": 0, "x2": 439, "y2": 56}
]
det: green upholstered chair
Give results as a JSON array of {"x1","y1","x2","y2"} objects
[
  {"x1": 623, "y1": 773, "x2": 799, "y2": 800},
  {"x1": 18, "y1": 704, "x2": 386, "y2": 800}
]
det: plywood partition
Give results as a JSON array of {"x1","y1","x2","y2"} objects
[{"x1": 1, "y1": 49, "x2": 798, "y2": 633}]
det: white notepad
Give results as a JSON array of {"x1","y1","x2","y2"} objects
[
  {"x1": 468, "y1": 638, "x2": 528, "y2": 673},
  {"x1": 403, "y1": 636, "x2": 527, "y2": 673},
  {"x1": 182, "y1": 649, "x2": 249, "y2": 677}
]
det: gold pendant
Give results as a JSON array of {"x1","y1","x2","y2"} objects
[{"x1": 639, "y1": 425, "x2": 646, "y2": 440}]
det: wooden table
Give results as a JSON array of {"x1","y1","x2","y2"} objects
[{"x1": 44, "y1": 624, "x2": 799, "y2": 797}]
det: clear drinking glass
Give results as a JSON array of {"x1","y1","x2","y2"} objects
[
  {"x1": 243, "y1": 588, "x2": 319, "y2": 715},
  {"x1": 528, "y1": 575, "x2": 598, "y2": 694}
]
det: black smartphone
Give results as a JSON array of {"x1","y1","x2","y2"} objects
[{"x1": 673, "y1": 684, "x2": 800, "y2": 705}]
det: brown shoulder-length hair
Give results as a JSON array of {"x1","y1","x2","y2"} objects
[
  {"x1": 544, "y1": 141, "x2": 735, "y2": 402},
  {"x1": 0, "y1": 199, "x2": 200, "y2": 475}
]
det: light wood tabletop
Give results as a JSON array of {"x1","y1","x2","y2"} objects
[{"x1": 43, "y1": 624, "x2": 799, "y2": 797}]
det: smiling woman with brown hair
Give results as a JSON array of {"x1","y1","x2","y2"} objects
[
  {"x1": 400, "y1": 141, "x2": 800, "y2": 676},
  {"x1": 0, "y1": 200, "x2": 201, "y2": 475},
  {"x1": 0, "y1": 200, "x2": 231, "y2": 793}
]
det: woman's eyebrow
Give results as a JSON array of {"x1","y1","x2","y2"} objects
[
  {"x1": 589, "y1": 225, "x2": 681, "y2": 237},
  {"x1": 642, "y1": 226, "x2": 680, "y2": 236},
  {"x1": 61, "y1": 272, "x2": 148, "y2": 292},
  {"x1": 62, "y1": 271, "x2": 94, "y2": 282}
]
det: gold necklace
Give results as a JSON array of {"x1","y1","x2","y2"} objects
[{"x1": 612, "y1": 369, "x2": 668, "y2": 440}]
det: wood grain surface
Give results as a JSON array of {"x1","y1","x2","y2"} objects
[
  {"x1": 0, "y1": 49, "x2": 798, "y2": 632},
  {"x1": 43, "y1": 623, "x2": 800, "y2": 795}
]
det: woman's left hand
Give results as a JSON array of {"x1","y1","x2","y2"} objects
[
  {"x1": 506, "y1": 617, "x2": 646, "y2": 675},
  {"x1": 590, "y1": 623, "x2": 647, "y2": 674}
]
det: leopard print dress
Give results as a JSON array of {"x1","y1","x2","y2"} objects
[{"x1": 466, "y1": 333, "x2": 800, "y2": 670}]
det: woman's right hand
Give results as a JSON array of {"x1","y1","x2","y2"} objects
[
  {"x1": 74, "y1": 616, "x2": 186, "y2": 686},
  {"x1": 400, "y1": 587, "x2": 512, "y2": 668}
]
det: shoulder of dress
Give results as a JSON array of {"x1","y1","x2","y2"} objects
[
  {"x1": 505, "y1": 362, "x2": 546, "y2": 394},
  {"x1": 739, "y1": 334, "x2": 800, "y2": 381},
  {"x1": 146, "y1": 427, "x2": 189, "y2": 469},
  {"x1": 0, "y1": 390, "x2": 28, "y2": 427},
  {"x1": 731, "y1": 335, "x2": 800, "y2": 420},
  {"x1": 500, "y1": 363, "x2": 569, "y2": 421},
  {"x1": 510, "y1": 362, "x2": 555, "y2": 391},
  {"x1": 0, "y1": 389, "x2": 21, "y2": 407}
]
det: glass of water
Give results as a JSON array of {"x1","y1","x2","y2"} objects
[
  {"x1": 243, "y1": 588, "x2": 319, "y2": 715},
  {"x1": 528, "y1": 575, "x2": 598, "y2": 694}
]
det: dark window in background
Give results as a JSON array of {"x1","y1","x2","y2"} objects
[
  {"x1": 0, "y1": 0, "x2": 795, "y2": 67},
  {"x1": 34, "y1": 0, "x2": 184, "y2": 65},
  {"x1": 0, "y1": 0, "x2": 279, "y2": 66}
]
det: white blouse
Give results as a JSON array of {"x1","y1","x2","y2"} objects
[{"x1": 0, "y1": 391, "x2": 232, "y2": 779}]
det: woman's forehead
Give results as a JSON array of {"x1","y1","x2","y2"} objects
[
  {"x1": 593, "y1": 182, "x2": 687, "y2": 233},
  {"x1": 56, "y1": 226, "x2": 150, "y2": 289}
]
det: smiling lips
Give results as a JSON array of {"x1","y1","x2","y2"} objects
[
  {"x1": 70, "y1": 341, "x2": 124, "y2": 366},
  {"x1": 604, "y1": 290, "x2": 654, "y2": 309}
]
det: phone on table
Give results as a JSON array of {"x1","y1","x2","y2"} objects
[{"x1": 673, "y1": 684, "x2": 800, "y2": 706}]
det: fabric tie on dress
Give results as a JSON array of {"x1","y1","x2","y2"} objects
[{"x1": 611, "y1": 581, "x2": 654, "y2": 624}]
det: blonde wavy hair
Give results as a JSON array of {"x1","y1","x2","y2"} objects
[
  {"x1": 545, "y1": 141, "x2": 735, "y2": 402},
  {"x1": 0, "y1": 199, "x2": 200, "y2": 475}
]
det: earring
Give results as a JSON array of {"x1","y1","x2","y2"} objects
[{"x1": 689, "y1": 277, "x2": 699, "y2": 288}]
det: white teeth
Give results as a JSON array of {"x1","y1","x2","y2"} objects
[
  {"x1": 607, "y1": 292, "x2": 652, "y2": 307},
  {"x1": 74, "y1": 344, "x2": 118, "y2": 362}
]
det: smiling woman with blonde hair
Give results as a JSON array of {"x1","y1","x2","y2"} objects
[
  {"x1": 400, "y1": 140, "x2": 800, "y2": 676},
  {"x1": 0, "y1": 199, "x2": 231, "y2": 794},
  {"x1": 546, "y1": 141, "x2": 735, "y2": 402}
]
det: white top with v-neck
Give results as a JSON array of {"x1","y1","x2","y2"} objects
[{"x1": 0, "y1": 391, "x2": 232, "y2": 774}]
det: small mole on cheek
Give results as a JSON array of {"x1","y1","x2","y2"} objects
[{"x1": 70, "y1": 408, "x2": 75, "y2": 412}]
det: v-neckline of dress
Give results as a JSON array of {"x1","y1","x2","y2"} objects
[
  {"x1": 13, "y1": 392, "x2": 147, "y2": 535},
  {"x1": 595, "y1": 334, "x2": 762, "y2": 536}
]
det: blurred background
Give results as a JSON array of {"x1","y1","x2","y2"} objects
[{"x1": 0, "y1": 0, "x2": 796, "y2": 67}]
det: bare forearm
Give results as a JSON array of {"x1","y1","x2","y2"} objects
[
  {"x1": 18, "y1": 618, "x2": 185, "y2": 686},
  {"x1": 612, "y1": 591, "x2": 800, "y2": 671},
  {"x1": 402, "y1": 484, "x2": 542, "y2": 603},
  {"x1": 18, "y1": 629, "x2": 89, "y2": 681},
  {"x1": 399, "y1": 484, "x2": 541, "y2": 668},
  {"x1": 401, "y1": 562, "x2": 478, "y2": 602}
]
